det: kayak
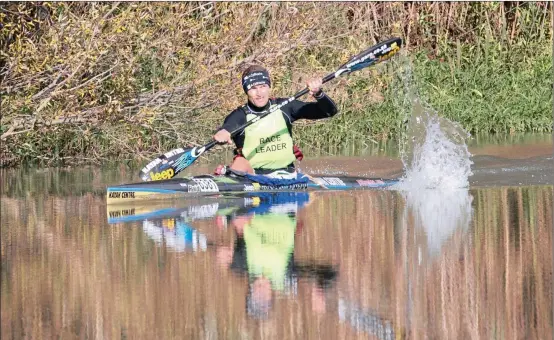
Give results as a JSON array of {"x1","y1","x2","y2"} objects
[{"x1": 106, "y1": 174, "x2": 399, "y2": 204}]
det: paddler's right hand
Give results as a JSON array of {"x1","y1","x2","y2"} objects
[{"x1": 214, "y1": 129, "x2": 233, "y2": 144}]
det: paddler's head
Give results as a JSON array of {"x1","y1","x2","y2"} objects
[{"x1": 242, "y1": 65, "x2": 271, "y2": 108}]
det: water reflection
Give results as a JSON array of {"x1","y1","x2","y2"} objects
[
  {"x1": 217, "y1": 193, "x2": 337, "y2": 320},
  {"x1": 110, "y1": 192, "x2": 339, "y2": 320},
  {"x1": 338, "y1": 299, "x2": 395, "y2": 340},
  {"x1": 1, "y1": 182, "x2": 552, "y2": 339},
  {"x1": 401, "y1": 188, "x2": 473, "y2": 259},
  {"x1": 107, "y1": 199, "x2": 246, "y2": 252}
]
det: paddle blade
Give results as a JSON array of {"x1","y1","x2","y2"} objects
[
  {"x1": 139, "y1": 146, "x2": 204, "y2": 181},
  {"x1": 338, "y1": 37, "x2": 402, "y2": 75}
]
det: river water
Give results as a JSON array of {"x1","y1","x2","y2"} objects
[{"x1": 1, "y1": 133, "x2": 552, "y2": 339}]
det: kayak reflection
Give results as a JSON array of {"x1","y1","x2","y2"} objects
[
  {"x1": 107, "y1": 193, "x2": 338, "y2": 320},
  {"x1": 216, "y1": 192, "x2": 338, "y2": 319},
  {"x1": 107, "y1": 197, "x2": 246, "y2": 253}
]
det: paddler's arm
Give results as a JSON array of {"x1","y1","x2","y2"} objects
[
  {"x1": 214, "y1": 108, "x2": 246, "y2": 145},
  {"x1": 288, "y1": 78, "x2": 338, "y2": 121}
]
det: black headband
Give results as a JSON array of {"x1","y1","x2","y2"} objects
[{"x1": 242, "y1": 70, "x2": 271, "y2": 93}]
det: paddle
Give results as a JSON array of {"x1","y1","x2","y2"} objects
[{"x1": 139, "y1": 37, "x2": 402, "y2": 181}]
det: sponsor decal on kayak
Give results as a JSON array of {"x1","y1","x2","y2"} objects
[
  {"x1": 356, "y1": 179, "x2": 385, "y2": 187},
  {"x1": 188, "y1": 179, "x2": 219, "y2": 193},
  {"x1": 244, "y1": 182, "x2": 306, "y2": 191},
  {"x1": 108, "y1": 191, "x2": 136, "y2": 199},
  {"x1": 313, "y1": 177, "x2": 346, "y2": 187},
  {"x1": 260, "y1": 183, "x2": 308, "y2": 190},
  {"x1": 244, "y1": 183, "x2": 261, "y2": 191}
]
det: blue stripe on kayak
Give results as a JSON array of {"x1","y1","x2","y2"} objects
[
  {"x1": 107, "y1": 188, "x2": 181, "y2": 194},
  {"x1": 108, "y1": 208, "x2": 179, "y2": 224},
  {"x1": 306, "y1": 181, "x2": 398, "y2": 189},
  {"x1": 307, "y1": 183, "x2": 350, "y2": 189}
]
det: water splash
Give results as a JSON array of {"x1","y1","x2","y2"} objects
[
  {"x1": 388, "y1": 54, "x2": 473, "y2": 190},
  {"x1": 388, "y1": 54, "x2": 475, "y2": 259},
  {"x1": 395, "y1": 99, "x2": 474, "y2": 258},
  {"x1": 397, "y1": 99, "x2": 473, "y2": 190}
]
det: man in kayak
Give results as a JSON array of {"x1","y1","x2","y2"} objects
[{"x1": 213, "y1": 65, "x2": 338, "y2": 178}]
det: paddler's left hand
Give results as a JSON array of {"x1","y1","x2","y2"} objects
[{"x1": 306, "y1": 78, "x2": 323, "y2": 97}]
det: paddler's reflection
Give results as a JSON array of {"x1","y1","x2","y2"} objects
[{"x1": 216, "y1": 192, "x2": 337, "y2": 319}]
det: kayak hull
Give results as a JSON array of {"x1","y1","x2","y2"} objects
[{"x1": 106, "y1": 174, "x2": 399, "y2": 204}]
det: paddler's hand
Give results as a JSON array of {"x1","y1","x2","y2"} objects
[
  {"x1": 306, "y1": 78, "x2": 323, "y2": 97},
  {"x1": 214, "y1": 129, "x2": 233, "y2": 144}
]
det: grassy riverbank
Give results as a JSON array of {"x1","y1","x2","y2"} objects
[{"x1": 1, "y1": 2, "x2": 552, "y2": 167}]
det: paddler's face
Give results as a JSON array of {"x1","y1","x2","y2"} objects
[{"x1": 247, "y1": 84, "x2": 271, "y2": 108}]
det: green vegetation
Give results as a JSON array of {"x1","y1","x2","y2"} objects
[
  {"x1": 411, "y1": 39, "x2": 552, "y2": 135},
  {"x1": 1, "y1": 2, "x2": 552, "y2": 167}
]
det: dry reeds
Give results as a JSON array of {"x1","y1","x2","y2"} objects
[{"x1": 1, "y1": 3, "x2": 552, "y2": 167}]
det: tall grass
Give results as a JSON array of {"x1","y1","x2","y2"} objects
[
  {"x1": 411, "y1": 40, "x2": 552, "y2": 135},
  {"x1": 1, "y1": 2, "x2": 552, "y2": 167}
]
